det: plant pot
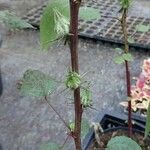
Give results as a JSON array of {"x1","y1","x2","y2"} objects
[
  {"x1": 87, "y1": 127, "x2": 150, "y2": 150},
  {"x1": 123, "y1": 108, "x2": 146, "y2": 125},
  {"x1": 83, "y1": 113, "x2": 149, "y2": 150}
]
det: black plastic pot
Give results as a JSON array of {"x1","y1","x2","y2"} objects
[{"x1": 83, "y1": 113, "x2": 146, "y2": 150}]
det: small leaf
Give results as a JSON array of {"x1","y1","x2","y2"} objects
[
  {"x1": 69, "y1": 122, "x2": 75, "y2": 132},
  {"x1": 128, "y1": 37, "x2": 135, "y2": 44},
  {"x1": 65, "y1": 71, "x2": 81, "y2": 90},
  {"x1": 114, "y1": 48, "x2": 123, "y2": 54},
  {"x1": 106, "y1": 136, "x2": 142, "y2": 150},
  {"x1": 39, "y1": 142, "x2": 60, "y2": 150},
  {"x1": 136, "y1": 24, "x2": 150, "y2": 33},
  {"x1": 114, "y1": 55, "x2": 124, "y2": 64},
  {"x1": 19, "y1": 70, "x2": 57, "y2": 97},
  {"x1": 122, "y1": 53, "x2": 133, "y2": 61},
  {"x1": 145, "y1": 102, "x2": 150, "y2": 139},
  {"x1": 0, "y1": 11, "x2": 34, "y2": 29},
  {"x1": 81, "y1": 87, "x2": 92, "y2": 108},
  {"x1": 81, "y1": 119, "x2": 89, "y2": 138},
  {"x1": 79, "y1": 7, "x2": 100, "y2": 21},
  {"x1": 40, "y1": 0, "x2": 69, "y2": 50}
]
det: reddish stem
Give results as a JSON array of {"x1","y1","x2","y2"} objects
[
  {"x1": 125, "y1": 61, "x2": 132, "y2": 136},
  {"x1": 69, "y1": 0, "x2": 83, "y2": 149},
  {"x1": 121, "y1": 9, "x2": 132, "y2": 137}
]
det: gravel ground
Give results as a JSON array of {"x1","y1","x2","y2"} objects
[{"x1": 0, "y1": 0, "x2": 150, "y2": 150}]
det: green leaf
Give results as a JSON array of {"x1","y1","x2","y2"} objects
[
  {"x1": 65, "y1": 71, "x2": 81, "y2": 90},
  {"x1": 114, "y1": 55, "x2": 124, "y2": 64},
  {"x1": 19, "y1": 70, "x2": 57, "y2": 97},
  {"x1": 136, "y1": 24, "x2": 150, "y2": 33},
  {"x1": 81, "y1": 87, "x2": 92, "y2": 108},
  {"x1": 69, "y1": 122, "x2": 75, "y2": 132},
  {"x1": 128, "y1": 37, "x2": 135, "y2": 44},
  {"x1": 0, "y1": 11, "x2": 34, "y2": 29},
  {"x1": 39, "y1": 142, "x2": 60, "y2": 150},
  {"x1": 145, "y1": 102, "x2": 150, "y2": 139},
  {"x1": 40, "y1": 0, "x2": 69, "y2": 50},
  {"x1": 81, "y1": 119, "x2": 89, "y2": 138},
  {"x1": 114, "y1": 48, "x2": 123, "y2": 53},
  {"x1": 122, "y1": 53, "x2": 133, "y2": 61},
  {"x1": 106, "y1": 136, "x2": 142, "y2": 150},
  {"x1": 120, "y1": 0, "x2": 132, "y2": 9},
  {"x1": 79, "y1": 7, "x2": 100, "y2": 21}
]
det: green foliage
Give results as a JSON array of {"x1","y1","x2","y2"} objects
[
  {"x1": 120, "y1": 0, "x2": 132, "y2": 9},
  {"x1": 114, "y1": 53, "x2": 133, "y2": 64},
  {"x1": 81, "y1": 87, "x2": 92, "y2": 108},
  {"x1": 81, "y1": 119, "x2": 90, "y2": 138},
  {"x1": 145, "y1": 102, "x2": 150, "y2": 139},
  {"x1": 79, "y1": 7, "x2": 100, "y2": 21},
  {"x1": 128, "y1": 37, "x2": 135, "y2": 44},
  {"x1": 114, "y1": 48, "x2": 123, "y2": 54},
  {"x1": 40, "y1": 0, "x2": 101, "y2": 50},
  {"x1": 114, "y1": 55, "x2": 125, "y2": 64},
  {"x1": 69, "y1": 122, "x2": 75, "y2": 132},
  {"x1": 136, "y1": 24, "x2": 150, "y2": 33},
  {"x1": 122, "y1": 53, "x2": 133, "y2": 61},
  {"x1": 0, "y1": 11, "x2": 34, "y2": 29},
  {"x1": 39, "y1": 142, "x2": 60, "y2": 150},
  {"x1": 40, "y1": 0, "x2": 69, "y2": 50},
  {"x1": 19, "y1": 70, "x2": 57, "y2": 97},
  {"x1": 106, "y1": 136, "x2": 142, "y2": 150},
  {"x1": 65, "y1": 71, "x2": 81, "y2": 90},
  {"x1": 68, "y1": 119, "x2": 89, "y2": 138}
]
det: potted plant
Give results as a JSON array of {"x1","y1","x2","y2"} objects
[
  {"x1": 16, "y1": 0, "x2": 150, "y2": 149},
  {"x1": 83, "y1": 0, "x2": 150, "y2": 149},
  {"x1": 120, "y1": 58, "x2": 150, "y2": 120}
]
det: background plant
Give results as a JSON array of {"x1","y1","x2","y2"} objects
[{"x1": 120, "y1": 58, "x2": 150, "y2": 114}]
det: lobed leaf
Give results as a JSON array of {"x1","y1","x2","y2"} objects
[
  {"x1": 40, "y1": 0, "x2": 69, "y2": 50},
  {"x1": 106, "y1": 136, "x2": 142, "y2": 150},
  {"x1": 19, "y1": 70, "x2": 57, "y2": 97}
]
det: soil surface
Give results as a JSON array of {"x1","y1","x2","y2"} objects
[{"x1": 89, "y1": 129, "x2": 150, "y2": 150}]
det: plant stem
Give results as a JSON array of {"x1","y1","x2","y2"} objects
[
  {"x1": 121, "y1": 8, "x2": 132, "y2": 137},
  {"x1": 69, "y1": 0, "x2": 83, "y2": 150}
]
